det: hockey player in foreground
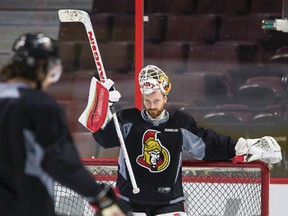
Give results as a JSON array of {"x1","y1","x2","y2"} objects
[
  {"x1": 0, "y1": 32, "x2": 131, "y2": 216},
  {"x1": 83, "y1": 65, "x2": 282, "y2": 216}
]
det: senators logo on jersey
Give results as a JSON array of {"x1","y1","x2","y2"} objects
[{"x1": 136, "y1": 130, "x2": 170, "y2": 173}]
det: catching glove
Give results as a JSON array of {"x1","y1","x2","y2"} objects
[
  {"x1": 90, "y1": 184, "x2": 132, "y2": 216},
  {"x1": 233, "y1": 136, "x2": 282, "y2": 164}
]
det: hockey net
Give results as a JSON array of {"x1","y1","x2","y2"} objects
[{"x1": 54, "y1": 158, "x2": 270, "y2": 216}]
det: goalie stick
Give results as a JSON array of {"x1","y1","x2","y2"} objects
[{"x1": 58, "y1": 9, "x2": 140, "y2": 194}]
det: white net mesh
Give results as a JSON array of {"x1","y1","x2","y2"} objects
[{"x1": 54, "y1": 160, "x2": 269, "y2": 216}]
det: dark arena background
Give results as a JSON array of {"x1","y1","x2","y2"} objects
[{"x1": 1, "y1": 0, "x2": 288, "y2": 215}]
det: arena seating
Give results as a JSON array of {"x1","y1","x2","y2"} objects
[
  {"x1": 58, "y1": 13, "x2": 112, "y2": 42},
  {"x1": 145, "y1": 0, "x2": 196, "y2": 14},
  {"x1": 235, "y1": 76, "x2": 284, "y2": 107},
  {"x1": 57, "y1": 42, "x2": 78, "y2": 72},
  {"x1": 144, "y1": 13, "x2": 167, "y2": 43},
  {"x1": 250, "y1": 0, "x2": 282, "y2": 15},
  {"x1": 186, "y1": 43, "x2": 244, "y2": 72},
  {"x1": 51, "y1": 0, "x2": 288, "y2": 156},
  {"x1": 92, "y1": 0, "x2": 135, "y2": 14},
  {"x1": 196, "y1": 0, "x2": 250, "y2": 15},
  {"x1": 164, "y1": 14, "x2": 218, "y2": 44},
  {"x1": 111, "y1": 14, "x2": 135, "y2": 42},
  {"x1": 77, "y1": 41, "x2": 133, "y2": 73},
  {"x1": 144, "y1": 42, "x2": 187, "y2": 73}
]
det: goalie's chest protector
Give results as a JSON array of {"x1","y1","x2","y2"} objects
[{"x1": 119, "y1": 109, "x2": 184, "y2": 204}]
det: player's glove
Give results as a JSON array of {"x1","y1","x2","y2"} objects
[
  {"x1": 233, "y1": 136, "x2": 282, "y2": 164},
  {"x1": 90, "y1": 184, "x2": 132, "y2": 216},
  {"x1": 100, "y1": 79, "x2": 121, "y2": 129},
  {"x1": 102, "y1": 79, "x2": 121, "y2": 107}
]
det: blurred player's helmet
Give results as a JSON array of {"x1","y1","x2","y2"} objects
[
  {"x1": 12, "y1": 32, "x2": 62, "y2": 83},
  {"x1": 139, "y1": 65, "x2": 171, "y2": 95}
]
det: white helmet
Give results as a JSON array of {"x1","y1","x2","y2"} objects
[{"x1": 139, "y1": 65, "x2": 171, "y2": 95}]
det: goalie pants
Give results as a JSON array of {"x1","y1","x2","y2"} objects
[{"x1": 126, "y1": 201, "x2": 185, "y2": 216}]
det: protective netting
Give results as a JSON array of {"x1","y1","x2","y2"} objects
[{"x1": 54, "y1": 160, "x2": 269, "y2": 216}]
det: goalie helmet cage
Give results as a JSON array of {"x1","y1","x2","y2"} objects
[{"x1": 54, "y1": 159, "x2": 270, "y2": 216}]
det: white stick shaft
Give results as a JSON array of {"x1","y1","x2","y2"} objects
[
  {"x1": 58, "y1": 9, "x2": 140, "y2": 194},
  {"x1": 111, "y1": 111, "x2": 139, "y2": 193}
]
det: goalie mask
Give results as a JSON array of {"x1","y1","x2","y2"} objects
[
  {"x1": 12, "y1": 32, "x2": 62, "y2": 83},
  {"x1": 139, "y1": 65, "x2": 171, "y2": 95}
]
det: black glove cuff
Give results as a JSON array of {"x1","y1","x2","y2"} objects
[{"x1": 91, "y1": 184, "x2": 116, "y2": 210}]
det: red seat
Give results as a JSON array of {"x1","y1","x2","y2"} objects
[
  {"x1": 250, "y1": 0, "x2": 282, "y2": 15},
  {"x1": 201, "y1": 104, "x2": 252, "y2": 126},
  {"x1": 168, "y1": 73, "x2": 207, "y2": 106},
  {"x1": 144, "y1": 42, "x2": 187, "y2": 74},
  {"x1": 218, "y1": 15, "x2": 272, "y2": 43},
  {"x1": 216, "y1": 14, "x2": 275, "y2": 65},
  {"x1": 245, "y1": 76, "x2": 282, "y2": 89},
  {"x1": 57, "y1": 42, "x2": 77, "y2": 72},
  {"x1": 209, "y1": 104, "x2": 252, "y2": 123},
  {"x1": 196, "y1": 0, "x2": 249, "y2": 15},
  {"x1": 89, "y1": 14, "x2": 114, "y2": 42},
  {"x1": 165, "y1": 15, "x2": 217, "y2": 44},
  {"x1": 108, "y1": 73, "x2": 135, "y2": 102},
  {"x1": 168, "y1": 72, "x2": 230, "y2": 106},
  {"x1": 216, "y1": 14, "x2": 278, "y2": 63},
  {"x1": 58, "y1": 13, "x2": 112, "y2": 42},
  {"x1": 58, "y1": 22, "x2": 87, "y2": 42},
  {"x1": 144, "y1": 13, "x2": 167, "y2": 43},
  {"x1": 78, "y1": 41, "x2": 132, "y2": 73},
  {"x1": 111, "y1": 15, "x2": 135, "y2": 42},
  {"x1": 245, "y1": 76, "x2": 283, "y2": 98},
  {"x1": 180, "y1": 104, "x2": 249, "y2": 138},
  {"x1": 200, "y1": 103, "x2": 251, "y2": 137},
  {"x1": 235, "y1": 76, "x2": 284, "y2": 107},
  {"x1": 248, "y1": 104, "x2": 285, "y2": 137},
  {"x1": 204, "y1": 72, "x2": 233, "y2": 101},
  {"x1": 270, "y1": 46, "x2": 288, "y2": 62},
  {"x1": 196, "y1": 0, "x2": 225, "y2": 14},
  {"x1": 273, "y1": 46, "x2": 288, "y2": 55},
  {"x1": 180, "y1": 105, "x2": 203, "y2": 123},
  {"x1": 145, "y1": 0, "x2": 196, "y2": 14},
  {"x1": 252, "y1": 112, "x2": 281, "y2": 124},
  {"x1": 259, "y1": 104, "x2": 288, "y2": 122},
  {"x1": 202, "y1": 112, "x2": 244, "y2": 124},
  {"x1": 268, "y1": 46, "x2": 288, "y2": 77},
  {"x1": 186, "y1": 44, "x2": 242, "y2": 72},
  {"x1": 92, "y1": 0, "x2": 134, "y2": 14}
]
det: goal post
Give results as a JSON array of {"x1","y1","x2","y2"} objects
[{"x1": 54, "y1": 159, "x2": 270, "y2": 216}]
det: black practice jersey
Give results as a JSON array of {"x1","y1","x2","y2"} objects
[
  {"x1": 93, "y1": 108, "x2": 237, "y2": 206},
  {"x1": 0, "y1": 83, "x2": 102, "y2": 216}
]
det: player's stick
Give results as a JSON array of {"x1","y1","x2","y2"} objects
[{"x1": 58, "y1": 9, "x2": 140, "y2": 194}]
